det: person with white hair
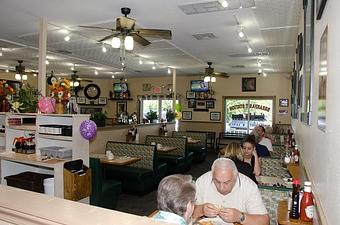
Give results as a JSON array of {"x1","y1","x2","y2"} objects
[
  {"x1": 153, "y1": 174, "x2": 196, "y2": 225},
  {"x1": 192, "y1": 158, "x2": 269, "y2": 225}
]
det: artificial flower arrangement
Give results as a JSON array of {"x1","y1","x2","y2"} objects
[
  {"x1": 49, "y1": 78, "x2": 71, "y2": 104},
  {"x1": 0, "y1": 80, "x2": 15, "y2": 99}
]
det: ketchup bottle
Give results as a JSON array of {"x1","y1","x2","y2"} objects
[{"x1": 300, "y1": 181, "x2": 314, "y2": 222}]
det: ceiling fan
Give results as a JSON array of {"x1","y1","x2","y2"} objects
[
  {"x1": 204, "y1": 62, "x2": 229, "y2": 80},
  {"x1": 79, "y1": 7, "x2": 172, "y2": 47},
  {"x1": 69, "y1": 70, "x2": 92, "y2": 97}
]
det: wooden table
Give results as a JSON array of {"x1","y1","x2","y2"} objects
[
  {"x1": 188, "y1": 139, "x2": 200, "y2": 144},
  {"x1": 90, "y1": 153, "x2": 141, "y2": 166},
  {"x1": 287, "y1": 163, "x2": 300, "y2": 180},
  {"x1": 157, "y1": 146, "x2": 177, "y2": 152},
  {"x1": 277, "y1": 200, "x2": 312, "y2": 225}
]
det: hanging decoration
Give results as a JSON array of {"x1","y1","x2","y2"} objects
[{"x1": 80, "y1": 120, "x2": 97, "y2": 140}]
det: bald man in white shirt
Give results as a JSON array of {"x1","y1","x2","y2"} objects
[{"x1": 193, "y1": 158, "x2": 269, "y2": 225}]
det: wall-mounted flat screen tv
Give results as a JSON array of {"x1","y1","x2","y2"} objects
[
  {"x1": 190, "y1": 80, "x2": 209, "y2": 92},
  {"x1": 113, "y1": 83, "x2": 128, "y2": 93}
]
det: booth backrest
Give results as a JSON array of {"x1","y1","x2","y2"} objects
[
  {"x1": 145, "y1": 135, "x2": 187, "y2": 157},
  {"x1": 172, "y1": 131, "x2": 207, "y2": 148},
  {"x1": 106, "y1": 141, "x2": 156, "y2": 171},
  {"x1": 259, "y1": 187, "x2": 291, "y2": 225}
]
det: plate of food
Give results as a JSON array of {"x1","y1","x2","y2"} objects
[{"x1": 194, "y1": 217, "x2": 232, "y2": 225}]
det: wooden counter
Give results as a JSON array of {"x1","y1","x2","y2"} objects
[
  {"x1": 0, "y1": 185, "x2": 173, "y2": 225},
  {"x1": 277, "y1": 200, "x2": 312, "y2": 225}
]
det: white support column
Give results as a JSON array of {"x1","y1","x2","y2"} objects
[
  {"x1": 38, "y1": 18, "x2": 47, "y2": 96},
  {"x1": 172, "y1": 68, "x2": 177, "y2": 110}
]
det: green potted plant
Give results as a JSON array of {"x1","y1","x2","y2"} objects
[
  {"x1": 166, "y1": 109, "x2": 175, "y2": 122},
  {"x1": 90, "y1": 111, "x2": 107, "y2": 127},
  {"x1": 145, "y1": 110, "x2": 158, "y2": 123}
]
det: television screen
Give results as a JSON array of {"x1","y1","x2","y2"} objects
[
  {"x1": 190, "y1": 80, "x2": 209, "y2": 92},
  {"x1": 113, "y1": 83, "x2": 128, "y2": 93}
]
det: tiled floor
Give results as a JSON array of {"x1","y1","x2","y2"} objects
[{"x1": 115, "y1": 151, "x2": 218, "y2": 216}]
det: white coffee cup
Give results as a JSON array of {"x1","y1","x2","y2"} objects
[
  {"x1": 157, "y1": 143, "x2": 162, "y2": 149},
  {"x1": 107, "y1": 152, "x2": 114, "y2": 160}
]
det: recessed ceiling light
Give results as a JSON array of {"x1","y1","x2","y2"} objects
[
  {"x1": 64, "y1": 35, "x2": 70, "y2": 42},
  {"x1": 45, "y1": 60, "x2": 49, "y2": 65},
  {"x1": 71, "y1": 66, "x2": 74, "y2": 70},
  {"x1": 238, "y1": 30, "x2": 245, "y2": 38},
  {"x1": 218, "y1": 0, "x2": 229, "y2": 8},
  {"x1": 112, "y1": 75, "x2": 115, "y2": 79},
  {"x1": 152, "y1": 65, "x2": 156, "y2": 70},
  {"x1": 102, "y1": 45, "x2": 107, "y2": 53},
  {"x1": 94, "y1": 70, "x2": 98, "y2": 75},
  {"x1": 5, "y1": 69, "x2": 9, "y2": 73},
  {"x1": 263, "y1": 73, "x2": 267, "y2": 77},
  {"x1": 258, "y1": 68, "x2": 263, "y2": 73},
  {"x1": 167, "y1": 67, "x2": 171, "y2": 74},
  {"x1": 239, "y1": 5, "x2": 243, "y2": 9}
]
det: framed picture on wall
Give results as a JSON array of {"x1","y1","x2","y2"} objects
[
  {"x1": 186, "y1": 91, "x2": 196, "y2": 99},
  {"x1": 210, "y1": 112, "x2": 221, "y2": 121},
  {"x1": 242, "y1": 78, "x2": 256, "y2": 92},
  {"x1": 316, "y1": 0, "x2": 327, "y2": 20},
  {"x1": 188, "y1": 99, "x2": 196, "y2": 108},
  {"x1": 279, "y1": 99, "x2": 289, "y2": 107},
  {"x1": 77, "y1": 96, "x2": 86, "y2": 104},
  {"x1": 206, "y1": 100, "x2": 215, "y2": 109},
  {"x1": 116, "y1": 101, "x2": 127, "y2": 116},
  {"x1": 98, "y1": 97, "x2": 107, "y2": 105},
  {"x1": 182, "y1": 111, "x2": 192, "y2": 120}
]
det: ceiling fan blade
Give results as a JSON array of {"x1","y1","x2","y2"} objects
[
  {"x1": 77, "y1": 78, "x2": 93, "y2": 82},
  {"x1": 136, "y1": 29, "x2": 172, "y2": 39},
  {"x1": 79, "y1": 25, "x2": 115, "y2": 32},
  {"x1": 131, "y1": 33, "x2": 151, "y2": 46},
  {"x1": 214, "y1": 72, "x2": 229, "y2": 78},
  {"x1": 98, "y1": 34, "x2": 117, "y2": 42}
]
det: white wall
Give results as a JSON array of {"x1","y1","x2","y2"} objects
[{"x1": 294, "y1": 1, "x2": 340, "y2": 224}]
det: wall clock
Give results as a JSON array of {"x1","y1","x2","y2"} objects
[{"x1": 84, "y1": 84, "x2": 101, "y2": 99}]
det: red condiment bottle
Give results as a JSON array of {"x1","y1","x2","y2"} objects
[{"x1": 300, "y1": 181, "x2": 314, "y2": 222}]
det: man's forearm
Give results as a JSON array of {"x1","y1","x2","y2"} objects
[{"x1": 241, "y1": 213, "x2": 269, "y2": 225}]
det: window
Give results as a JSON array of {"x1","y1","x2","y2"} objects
[
  {"x1": 225, "y1": 98, "x2": 273, "y2": 134},
  {"x1": 141, "y1": 99, "x2": 177, "y2": 122}
]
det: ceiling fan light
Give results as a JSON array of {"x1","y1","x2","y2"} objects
[
  {"x1": 124, "y1": 36, "x2": 134, "y2": 51},
  {"x1": 22, "y1": 74, "x2": 28, "y2": 80},
  {"x1": 15, "y1": 74, "x2": 21, "y2": 80},
  {"x1": 167, "y1": 67, "x2": 171, "y2": 74},
  {"x1": 211, "y1": 76, "x2": 216, "y2": 82},
  {"x1": 0, "y1": 52, "x2": 3, "y2": 56},
  {"x1": 238, "y1": 30, "x2": 245, "y2": 38},
  {"x1": 5, "y1": 69, "x2": 9, "y2": 73},
  {"x1": 204, "y1": 76, "x2": 210, "y2": 82},
  {"x1": 74, "y1": 81, "x2": 80, "y2": 87},
  {"x1": 94, "y1": 70, "x2": 98, "y2": 75},
  {"x1": 111, "y1": 37, "x2": 121, "y2": 48}
]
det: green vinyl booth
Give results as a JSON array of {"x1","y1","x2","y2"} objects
[{"x1": 90, "y1": 157, "x2": 122, "y2": 209}]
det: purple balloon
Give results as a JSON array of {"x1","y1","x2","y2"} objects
[{"x1": 79, "y1": 120, "x2": 97, "y2": 140}]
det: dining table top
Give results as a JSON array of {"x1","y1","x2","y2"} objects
[
  {"x1": 157, "y1": 146, "x2": 177, "y2": 152},
  {"x1": 277, "y1": 200, "x2": 312, "y2": 225},
  {"x1": 90, "y1": 153, "x2": 141, "y2": 166}
]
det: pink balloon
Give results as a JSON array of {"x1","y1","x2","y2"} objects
[{"x1": 38, "y1": 97, "x2": 56, "y2": 113}]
